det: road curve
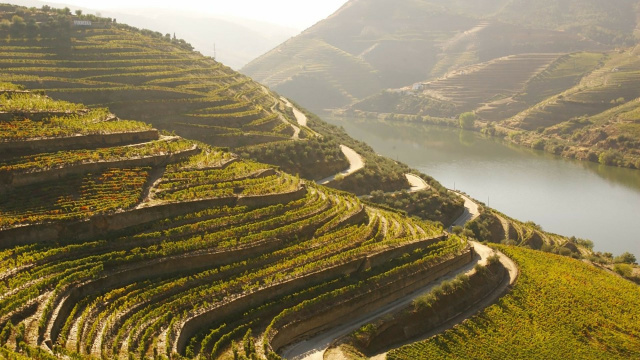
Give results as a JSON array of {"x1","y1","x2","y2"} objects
[
  {"x1": 450, "y1": 191, "x2": 480, "y2": 228},
  {"x1": 369, "y1": 242, "x2": 518, "y2": 360},
  {"x1": 317, "y1": 145, "x2": 365, "y2": 185},
  {"x1": 281, "y1": 97, "x2": 308, "y2": 127},
  {"x1": 281, "y1": 241, "x2": 516, "y2": 360},
  {"x1": 405, "y1": 174, "x2": 430, "y2": 192}
]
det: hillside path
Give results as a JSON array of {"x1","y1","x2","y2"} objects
[
  {"x1": 450, "y1": 191, "x2": 480, "y2": 228},
  {"x1": 281, "y1": 97, "x2": 308, "y2": 127},
  {"x1": 405, "y1": 174, "x2": 430, "y2": 192},
  {"x1": 282, "y1": 241, "x2": 517, "y2": 360},
  {"x1": 317, "y1": 145, "x2": 365, "y2": 185},
  {"x1": 262, "y1": 87, "x2": 300, "y2": 139}
]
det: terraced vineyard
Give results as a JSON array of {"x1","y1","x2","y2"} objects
[
  {"x1": 0, "y1": 86, "x2": 471, "y2": 360},
  {"x1": 0, "y1": 5, "x2": 303, "y2": 155},
  {"x1": 388, "y1": 245, "x2": 640, "y2": 360},
  {"x1": 420, "y1": 54, "x2": 562, "y2": 116},
  {"x1": 351, "y1": 48, "x2": 640, "y2": 169},
  {"x1": 499, "y1": 47, "x2": 640, "y2": 168},
  {"x1": 0, "y1": 4, "x2": 463, "y2": 195}
]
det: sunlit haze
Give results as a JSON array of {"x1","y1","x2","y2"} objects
[{"x1": 44, "y1": 0, "x2": 348, "y2": 29}]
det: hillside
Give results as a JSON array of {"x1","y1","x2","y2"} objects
[
  {"x1": 242, "y1": 0, "x2": 637, "y2": 110},
  {"x1": 336, "y1": 245, "x2": 640, "y2": 359},
  {"x1": 351, "y1": 48, "x2": 640, "y2": 169},
  {"x1": 0, "y1": 3, "x2": 468, "y2": 211},
  {"x1": 0, "y1": 85, "x2": 471, "y2": 359}
]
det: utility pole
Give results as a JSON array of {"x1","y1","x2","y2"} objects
[{"x1": 213, "y1": 43, "x2": 216, "y2": 60}]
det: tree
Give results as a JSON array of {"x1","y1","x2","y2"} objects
[
  {"x1": 10, "y1": 15, "x2": 26, "y2": 37},
  {"x1": 598, "y1": 150, "x2": 619, "y2": 166},
  {"x1": 75, "y1": 9, "x2": 82, "y2": 16},
  {"x1": 614, "y1": 251, "x2": 637, "y2": 264},
  {"x1": 459, "y1": 112, "x2": 476, "y2": 130}
]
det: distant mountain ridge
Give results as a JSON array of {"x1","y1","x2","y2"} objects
[{"x1": 242, "y1": 0, "x2": 639, "y2": 110}]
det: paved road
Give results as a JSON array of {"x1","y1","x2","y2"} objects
[{"x1": 317, "y1": 145, "x2": 365, "y2": 185}]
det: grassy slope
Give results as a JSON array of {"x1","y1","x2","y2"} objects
[{"x1": 388, "y1": 245, "x2": 640, "y2": 360}]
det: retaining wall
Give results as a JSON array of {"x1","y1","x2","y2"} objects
[
  {"x1": 0, "y1": 130, "x2": 159, "y2": 158},
  {"x1": 0, "y1": 145, "x2": 199, "y2": 190},
  {"x1": 0, "y1": 186, "x2": 306, "y2": 248}
]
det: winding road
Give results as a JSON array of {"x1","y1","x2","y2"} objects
[
  {"x1": 281, "y1": 97, "x2": 308, "y2": 127},
  {"x1": 281, "y1": 193, "x2": 518, "y2": 360},
  {"x1": 316, "y1": 145, "x2": 365, "y2": 185},
  {"x1": 450, "y1": 191, "x2": 480, "y2": 228},
  {"x1": 405, "y1": 174, "x2": 430, "y2": 192}
]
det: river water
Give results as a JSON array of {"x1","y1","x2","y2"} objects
[{"x1": 325, "y1": 116, "x2": 640, "y2": 259}]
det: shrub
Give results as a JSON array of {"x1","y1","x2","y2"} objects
[
  {"x1": 459, "y1": 112, "x2": 476, "y2": 129},
  {"x1": 613, "y1": 263, "x2": 633, "y2": 278},
  {"x1": 599, "y1": 150, "x2": 620, "y2": 165},
  {"x1": 487, "y1": 253, "x2": 501, "y2": 266}
]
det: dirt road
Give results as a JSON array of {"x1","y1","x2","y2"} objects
[{"x1": 317, "y1": 145, "x2": 365, "y2": 185}]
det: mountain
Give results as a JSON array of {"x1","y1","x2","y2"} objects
[
  {"x1": 5, "y1": 0, "x2": 299, "y2": 69},
  {"x1": 242, "y1": 0, "x2": 639, "y2": 111},
  {"x1": 350, "y1": 48, "x2": 640, "y2": 169}
]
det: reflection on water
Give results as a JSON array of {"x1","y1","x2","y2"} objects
[{"x1": 325, "y1": 116, "x2": 640, "y2": 258}]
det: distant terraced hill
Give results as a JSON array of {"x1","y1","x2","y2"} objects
[
  {"x1": 0, "y1": 85, "x2": 472, "y2": 359},
  {"x1": 352, "y1": 48, "x2": 640, "y2": 168},
  {"x1": 242, "y1": 0, "x2": 637, "y2": 111}
]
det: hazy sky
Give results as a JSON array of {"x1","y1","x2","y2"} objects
[{"x1": 45, "y1": 0, "x2": 349, "y2": 29}]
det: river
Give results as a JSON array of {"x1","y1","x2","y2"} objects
[{"x1": 325, "y1": 116, "x2": 640, "y2": 259}]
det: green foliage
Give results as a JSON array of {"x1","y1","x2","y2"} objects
[
  {"x1": 614, "y1": 251, "x2": 637, "y2": 264},
  {"x1": 367, "y1": 188, "x2": 463, "y2": 224},
  {"x1": 613, "y1": 263, "x2": 633, "y2": 277},
  {"x1": 459, "y1": 112, "x2": 475, "y2": 130}
]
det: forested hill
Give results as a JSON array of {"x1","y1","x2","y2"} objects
[{"x1": 242, "y1": 0, "x2": 639, "y2": 111}]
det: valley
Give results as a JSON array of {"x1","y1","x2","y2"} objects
[
  {"x1": 324, "y1": 115, "x2": 640, "y2": 259},
  {"x1": 0, "y1": 1, "x2": 639, "y2": 360}
]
